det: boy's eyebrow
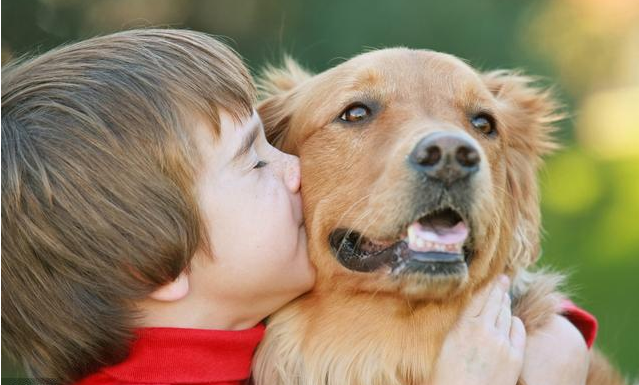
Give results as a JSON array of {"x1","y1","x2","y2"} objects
[{"x1": 231, "y1": 118, "x2": 261, "y2": 163}]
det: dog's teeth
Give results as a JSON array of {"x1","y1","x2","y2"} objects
[
  {"x1": 408, "y1": 226, "x2": 416, "y2": 243},
  {"x1": 407, "y1": 239, "x2": 464, "y2": 253},
  {"x1": 408, "y1": 224, "x2": 465, "y2": 253}
]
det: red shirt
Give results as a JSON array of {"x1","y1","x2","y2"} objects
[
  {"x1": 76, "y1": 303, "x2": 596, "y2": 385},
  {"x1": 561, "y1": 300, "x2": 598, "y2": 349},
  {"x1": 77, "y1": 324, "x2": 265, "y2": 385}
]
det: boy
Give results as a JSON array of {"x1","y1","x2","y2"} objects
[{"x1": 1, "y1": 29, "x2": 592, "y2": 385}]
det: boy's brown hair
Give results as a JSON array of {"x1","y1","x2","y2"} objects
[{"x1": 1, "y1": 29, "x2": 255, "y2": 382}]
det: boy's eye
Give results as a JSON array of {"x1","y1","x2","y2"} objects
[{"x1": 253, "y1": 160, "x2": 268, "y2": 169}]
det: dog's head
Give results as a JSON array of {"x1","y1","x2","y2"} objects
[{"x1": 258, "y1": 48, "x2": 560, "y2": 300}]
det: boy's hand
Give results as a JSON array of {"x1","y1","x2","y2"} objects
[
  {"x1": 521, "y1": 314, "x2": 590, "y2": 385},
  {"x1": 430, "y1": 275, "x2": 525, "y2": 385}
]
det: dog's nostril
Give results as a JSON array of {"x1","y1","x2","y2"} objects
[
  {"x1": 412, "y1": 144, "x2": 442, "y2": 167},
  {"x1": 423, "y1": 146, "x2": 441, "y2": 166},
  {"x1": 456, "y1": 146, "x2": 480, "y2": 168}
]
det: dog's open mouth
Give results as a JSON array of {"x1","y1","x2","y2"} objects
[{"x1": 329, "y1": 207, "x2": 472, "y2": 275}]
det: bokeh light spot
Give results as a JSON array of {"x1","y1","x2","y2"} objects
[{"x1": 577, "y1": 87, "x2": 639, "y2": 160}]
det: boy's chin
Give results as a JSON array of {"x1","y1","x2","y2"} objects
[{"x1": 271, "y1": 263, "x2": 316, "y2": 311}]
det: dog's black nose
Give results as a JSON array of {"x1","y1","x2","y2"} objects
[{"x1": 409, "y1": 132, "x2": 480, "y2": 184}]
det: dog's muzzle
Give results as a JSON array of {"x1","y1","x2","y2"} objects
[{"x1": 328, "y1": 132, "x2": 482, "y2": 277}]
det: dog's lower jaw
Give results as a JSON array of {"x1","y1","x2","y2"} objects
[{"x1": 398, "y1": 272, "x2": 470, "y2": 300}]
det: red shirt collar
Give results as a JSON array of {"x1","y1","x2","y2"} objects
[{"x1": 101, "y1": 324, "x2": 265, "y2": 383}]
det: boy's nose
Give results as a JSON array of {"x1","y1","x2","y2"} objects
[{"x1": 284, "y1": 154, "x2": 301, "y2": 193}]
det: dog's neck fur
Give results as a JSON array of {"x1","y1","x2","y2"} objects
[{"x1": 256, "y1": 286, "x2": 463, "y2": 385}]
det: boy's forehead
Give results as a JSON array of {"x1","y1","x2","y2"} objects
[
  {"x1": 234, "y1": 110, "x2": 261, "y2": 133},
  {"x1": 194, "y1": 110, "x2": 262, "y2": 161},
  {"x1": 220, "y1": 110, "x2": 261, "y2": 142},
  {"x1": 217, "y1": 109, "x2": 258, "y2": 131},
  {"x1": 228, "y1": 111, "x2": 263, "y2": 160}
]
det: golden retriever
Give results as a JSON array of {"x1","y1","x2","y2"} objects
[{"x1": 252, "y1": 48, "x2": 625, "y2": 385}]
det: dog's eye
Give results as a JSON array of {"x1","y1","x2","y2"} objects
[
  {"x1": 339, "y1": 104, "x2": 371, "y2": 123},
  {"x1": 470, "y1": 113, "x2": 497, "y2": 136}
]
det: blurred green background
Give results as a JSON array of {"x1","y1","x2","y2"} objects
[{"x1": 2, "y1": 0, "x2": 638, "y2": 378}]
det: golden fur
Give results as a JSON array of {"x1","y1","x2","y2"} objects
[{"x1": 253, "y1": 48, "x2": 626, "y2": 385}]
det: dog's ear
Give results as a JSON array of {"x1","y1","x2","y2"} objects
[
  {"x1": 259, "y1": 56, "x2": 313, "y2": 98},
  {"x1": 482, "y1": 71, "x2": 564, "y2": 270},
  {"x1": 257, "y1": 57, "x2": 313, "y2": 151},
  {"x1": 482, "y1": 70, "x2": 562, "y2": 156}
]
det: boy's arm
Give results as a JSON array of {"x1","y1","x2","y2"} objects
[{"x1": 520, "y1": 301, "x2": 596, "y2": 385}]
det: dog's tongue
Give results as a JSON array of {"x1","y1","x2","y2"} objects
[{"x1": 407, "y1": 221, "x2": 469, "y2": 245}]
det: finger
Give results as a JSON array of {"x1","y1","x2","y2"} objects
[
  {"x1": 461, "y1": 275, "x2": 508, "y2": 318},
  {"x1": 495, "y1": 292, "x2": 512, "y2": 335},
  {"x1": 509, "y1": 316, "x2": 527, "y2": 355},
  {"x1": 479, "y1": 275, "x2": 509, "y2": 321}
]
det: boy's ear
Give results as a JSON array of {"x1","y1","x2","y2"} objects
[
  {"x1": 481, "y1": 70, "x2": 564, "y2": 270},
  {"x1": 257, "y1": 56, "x2": 313, "y2": 151},
  {"x1": 149, "y1": 271, "x2": 190, "y2": 302}
]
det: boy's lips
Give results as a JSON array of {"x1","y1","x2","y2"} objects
[{"x1": 293, "y1": 194, "x2": 304, "y2": 227}]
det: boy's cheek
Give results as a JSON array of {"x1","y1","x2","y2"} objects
[{"x1": 294, "y1": 231, "x2": 316, "y2": 291}]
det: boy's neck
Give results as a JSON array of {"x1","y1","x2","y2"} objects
[{"x1": 137, "y1": 294, "x2": 264, "y2": 331}]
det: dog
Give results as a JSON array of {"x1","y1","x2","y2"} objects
[{"x1": 252, "y1": 48, "x2": 626, "y2": 385}]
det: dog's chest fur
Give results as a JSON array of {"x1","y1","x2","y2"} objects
[{"x1": 253, "y1": 270, "x2": 565, "y2": 385}]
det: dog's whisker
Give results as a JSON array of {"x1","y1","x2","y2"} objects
[
  {"x1": 335, "y1": 193, "x2": 373, "y2": 229},
  {"x1": 345, "y1": 181, "x2": 392, "y2": 250},
  {"x1": 334, "y1": 195, "x2": 375, "y2": 256},
  {"x1": 323, "y1": 193, "x2": 373, "y2": 257},
  {"x1": 351, "y1": 208, "x2": 391, "y2": 314},
  {"x1": 352, "y1": 209, "x2": 377, "y2": 247}
]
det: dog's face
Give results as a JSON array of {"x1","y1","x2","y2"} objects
[{"x1": 259, "y1": 48, "x2": 558, "y2": 300}]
